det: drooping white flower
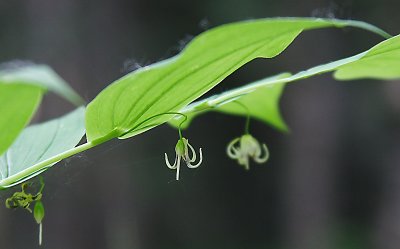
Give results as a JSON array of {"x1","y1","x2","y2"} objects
[
  {"x1": 165, "y1": 137, "x2": 202, "y2": 180},
  {"x1": 226, "y1": 134, "x2": 269, "y2": 170}
]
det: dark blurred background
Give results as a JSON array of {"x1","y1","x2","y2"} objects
[{"x1": 1, "y1": 0, "x2": 400, "y2": 249}]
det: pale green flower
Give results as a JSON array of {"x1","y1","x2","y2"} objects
[
  {"x1": 165, "y1": 137, "x2": 203, "y2": 180},
  {"x1": 226, "y1": 134, "x2": 269, "y2": 170}
]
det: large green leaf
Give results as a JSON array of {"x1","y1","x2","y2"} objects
[
  {"x1": 85, "y1": 18, "x2": 389, "y2": 143},
  {"x1": 334, "y1": 35, "x2": 400, "y2": 80},
  {"x1": 169, "y1": 34, "x2": 400, "y2": 130},
  {"x1": 0, "y1": 84, "x2": 43, "y2": 156},
  {"x1": 0, "y1": 63, "x2": 85, "y2": 105},
  {"x1": 0, "y1": 107, "x2": 86, "y2": 189}
]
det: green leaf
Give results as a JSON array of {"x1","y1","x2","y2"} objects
[
  {"x1": 86, "y1": 18, "x2": 389, "y2": 143},
  {"x1": 215, "y1": 83, "x2": 288, "y2": 131},
  {"x1": 170, "y1": 34, "x2": 400, "y2": 130},
  {"x1": 0, "y1": 19, "x2": 393, "y2": 187},
  {"x1": 0, "y1": 107, "x2": 86, "y2": 189},
  {"x1": 169, "y1": 73, "x2": 290, "y2": 131},
  {"x1": 334, "y1": 35, "x2": 400, "y2": 80},
  {"x1": 0, "y1": 63, "x2": 84, "y2": 157},
  {"x1": 0, "y1": 63, "x2": 85, "y2": 106},
  {"x1": 0, "y1": 84, "x2": 43, "y2": 156}
]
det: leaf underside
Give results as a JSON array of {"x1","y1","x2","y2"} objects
[
  {"x1": 0, "y1": 64, "x2": 84, "y2": 157},
  {"x1": 0, "y1": 107, "x2": 86, "y2": 188}
]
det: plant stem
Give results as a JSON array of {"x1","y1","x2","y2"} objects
[
  {"x1": 233, "y1": 101, "x2": 251, "y2": 134},
  {"x1": 184, "y1": 52, "x2": 367, "y2": 115}
]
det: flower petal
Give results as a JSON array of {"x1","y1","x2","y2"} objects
[
  {"x1": 226, "y1": 137, "x2": 240, "y2": 159},
  {"x1": 187, "y1": 141, "x2": 197, "y2": 162},
  {"x1": 165, "y1": 152, "x2": 178, "y2": 169},
  {"x1": 253, "y1": 144, "x2": 269, "y2": 164},
  {"x1": 187, "y1": 148, "x2": 203, "y2": 168}
]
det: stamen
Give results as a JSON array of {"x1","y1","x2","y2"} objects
[
  {"x1": 239, "y1": 155, "x2": 250, "y2": 170},
  {"x1": 175, "y1": 157, "x2": 181, "y2": 180},
  {"x1": 39, "y1": 222, "x2": 42, "y2": 246}
]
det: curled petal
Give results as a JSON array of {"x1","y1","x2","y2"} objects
[
  {"x1": 165, "y1": 152, "x2": 178, "y2": 169},
  {"x1": 252, "y1": 143, "x2": 262, "y2": 158},
  {"x1": 187, "y1": 141, "x2": 197, "y2": 162},
  {"x1": 253, "y1": 144, "x2": 269, "y2": 164},
  {"x1": 187, "y1": 148, "x2": 202, "y2": 168},
  {"x1": 226, "y1": 138, "x2": 240, "y2": 159}
]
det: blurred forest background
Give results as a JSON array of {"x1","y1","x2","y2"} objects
[{"x1": 1, "y1": 0, "x2": 400, "y2": 249}]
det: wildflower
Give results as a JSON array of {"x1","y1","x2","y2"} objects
[
  {"x1": 226, "y1": 134, "x2": 269, "y2": 170},
  {"x1": 5, "y1": 182, "x2": 42, "y2": 213},
  {"x1": 165, "y1": 137, "x2": 203, "y2": 180},
  {"x1": 5, "y1": 177, "x2": 45, "y2": 245}
]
